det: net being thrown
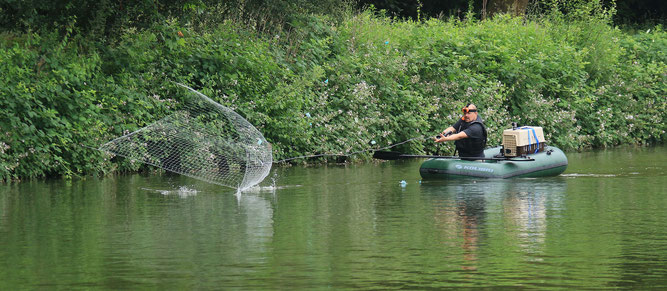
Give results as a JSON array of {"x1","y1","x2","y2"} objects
[{"x1": 99, "y1": 83, "x2": 273, "y2": 191}]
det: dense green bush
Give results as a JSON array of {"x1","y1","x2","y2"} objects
[{"x1": 1, "y1": 7, "x2": 665, "y2": 182}]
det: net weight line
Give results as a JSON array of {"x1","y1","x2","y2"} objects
[
  {"x1": 91, "y1": 82, "x2": 436, "y2": 189},
  {"x1": 274, "y1": 135, "x2": 432, "y2": 163}
]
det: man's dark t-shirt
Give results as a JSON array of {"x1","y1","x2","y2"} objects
[
  {"x1": 452, "y1": 116, "x2": 487, "y2": 157},
  {"x1": 453, "y1": 119, "x2": 485, "y2": 140}
]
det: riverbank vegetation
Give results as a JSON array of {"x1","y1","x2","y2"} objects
[{"x1": 1, "y1": 0, "x2": 665, "y2": 182}]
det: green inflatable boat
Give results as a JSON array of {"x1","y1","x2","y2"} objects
[{"x1": 419, "y1": 146, "x2": 568, "y2": 179}]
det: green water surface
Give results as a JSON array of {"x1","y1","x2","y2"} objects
[{"x1": 1, "y1": 146, "x2": 666, "y2": 289}]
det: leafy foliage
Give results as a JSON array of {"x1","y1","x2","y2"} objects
[{"x1": 1, "y1": 3, "x2": 665, "y2": 182}]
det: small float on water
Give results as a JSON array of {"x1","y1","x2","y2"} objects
[{"x1": 374, "y1": 125, "x2": 568, "y2": 179}]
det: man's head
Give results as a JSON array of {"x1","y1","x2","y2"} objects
[{"x1": 462, "y1": 104, "x2": 478, "y2": 122}]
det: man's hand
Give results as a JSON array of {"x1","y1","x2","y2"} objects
[
  {"x1": 434, "y1": 131, "x2": 452, "y2": 142},
  {"x1": 435, "y1": 131, "x2": 467, "y2": 142}
]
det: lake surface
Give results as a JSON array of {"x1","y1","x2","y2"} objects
[{"x1": 1, "y1": 146, "x2": 666, "y2": 289}]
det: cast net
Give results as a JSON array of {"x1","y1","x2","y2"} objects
[{"x1": 99, "y1": 83, "x2": 272, "y2": 191}]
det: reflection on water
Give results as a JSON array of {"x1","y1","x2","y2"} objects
[
  {"x1": 423, "y1": 179, "x2": 566, "y2": 273},
  {"x1": 1, "y1": 146, "x2": 666, "y2": 289},
  {"x1": 0, "y1": 174, "x2": 281, "y2": 289}
]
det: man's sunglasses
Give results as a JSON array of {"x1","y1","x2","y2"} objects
[{"x1": 462, "y1": 108, "x2": 477, "y2": 113}]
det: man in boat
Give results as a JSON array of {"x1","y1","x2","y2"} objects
[{"x1": 434, "y1": 103, "x2": 488, "y2": 158}]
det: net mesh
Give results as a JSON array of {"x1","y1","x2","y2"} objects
[{"x1": 99, "y1": 83, "x2": 272, "y2": 191}]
